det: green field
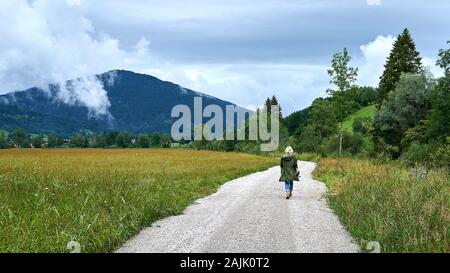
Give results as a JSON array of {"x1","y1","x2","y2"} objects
[
  {"x1": 342, "y1": 104, "x2": 377, "y2": 132},
  {"x1": 0, "y1": 149, "x2": 277, "y2": 253},
  {"x1": 314, "y1": 158, "x2": 449, "y2": 252}
]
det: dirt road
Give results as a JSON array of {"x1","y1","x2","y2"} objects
[{"x1": 116, "y1": 161, "x2": 359, "y2": 253}]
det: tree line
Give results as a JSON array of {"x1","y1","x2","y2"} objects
[{"x1": 0, "y1": 129, "x2": 174, "y2": 149}]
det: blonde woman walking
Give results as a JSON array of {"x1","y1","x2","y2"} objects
[{"x1": 279, "y1": 146, "x2": 299, "y2": 199}]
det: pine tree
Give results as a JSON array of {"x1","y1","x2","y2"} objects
[
  {"x1": 264, "y1": 97, "x2": 272, "y2": 111},
  {"x1": 270, "y1": 95, "x2": 278, "y2": 106},
  {"x1": 378, "y1": 28, "x2": 423, "y2": 104},
  {"x1": 270, "y1": 95, "x2": 283, "y2": 119}
]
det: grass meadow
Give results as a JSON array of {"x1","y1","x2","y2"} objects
[
  {"x1": 314, "y1": 158, "x2": 449, "y2": 252},
  {"x1": 0, "y1": 149, "x2": 277, "y2": 252},
  {"x1": 342, "y1": 104, "x2": 376, "y2": 132}
]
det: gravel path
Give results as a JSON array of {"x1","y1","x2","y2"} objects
[{"x1": 116, "y1": 161, "x2": 359, "y2": 253}]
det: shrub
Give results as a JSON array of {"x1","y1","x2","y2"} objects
[
  {"x1": 401, "y1": 120, "x2": 428, "y2": 149},
  {"x1": 116, "y1": 132, "x2": 132, "y2": 148},
  {"x1": 400, "y1": 142, "x2": 433, "y2": 168},
  {"x1": 160, "y1": 135, "x2": 172, "y2": 148},
  {"x1": 70, "y1": 134, "x2": 87, "y2": 148},
  {"x1": 430, "y1": 144, "x2": 450, "y2": 169},
  {"x1": 11, "y1": 128, "x2": 27, "y2": 148},
  {"x1": 297, "y1": 126, "x2": 321, "y2": 153},
  {"x1": 0, "y1": 131, "x2": 9, "y2": 149},
  {"x1": 373, "y1": 138, "x2": 400, "y2": 159},
  {"x1": 149, "y1": 132, "x2": 161, "y2": 147},
  {"x1": 21, "y1": 138, "x2": 32, "y2": 148},
  {"x1": 47, "y1": 134, "x2": 64, "y2": 148},
  {"x1": 30, "y1": 135, "x2": 44, "y2": 148},
  {"x1": 137, "y1": 134, "x2": 150, "y2": 148},
  {"x1": 401, "y1": 142, "x2": 450, "y2": 169},
  {"x1": 352, "y1": 116, "x2": 372, "y2": 135},
  {"x1": 323, "y1": 132, "x2": 365, "y2": 156},
  {"x1": 346, "y1": 132, "x2": 365, "y2": 155}
]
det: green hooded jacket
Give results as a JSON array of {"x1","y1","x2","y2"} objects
[{"x1": 279, "y1": 155, "x2": 299, "y2": 182}]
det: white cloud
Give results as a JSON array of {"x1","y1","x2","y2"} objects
[
  {"x1": 358, "y1": 35, "x2": 396, "y2": 86},
  {"x1": 57, "y1": 75, "x2": 112, "y2": 118},
  {"x1": 145, "y1": 63, "x2": 330, "y2": 115},
  {"x1": 358, "y1": 35, "x2": 443, "y2": 87},
  {"x1": 0, "y1": 0, "x2": 155, "y2": 116},
  {"x1": 422, "y1": 57, "x2": 444, "y2": 77},
  {"x1": 366, "y1": 0, "x2": 382, "y2": 6}
]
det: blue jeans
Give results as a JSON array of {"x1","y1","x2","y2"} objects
[{"x1": 284, "y1": 181, "x2": 293, "y2": 192}]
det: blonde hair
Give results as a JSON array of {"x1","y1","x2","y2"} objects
[{"x1": 285, "y1": 146, "x2": 294, "y2": 156}]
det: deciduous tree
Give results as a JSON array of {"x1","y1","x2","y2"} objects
[{"x1": 327, "y1": 48, "x2": 359, "y2": 156}]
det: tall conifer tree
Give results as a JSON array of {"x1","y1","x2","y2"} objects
[
  {"x1": 270, "y1": 95, "x2": 282, "y2": 119},
  {"x1": 378, "y1": 28, "x2": 423, "y2": 103}
]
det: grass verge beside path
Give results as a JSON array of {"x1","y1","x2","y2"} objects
[
  {"x1": 0, "y1": 149, "x2": 277, "y2": 252},
  {"x1": 313, "y1": 158, "x2": 449, "y2": 252},
  {"x1": 296, "y1": 153, "x2": 322, "y2": 163}
]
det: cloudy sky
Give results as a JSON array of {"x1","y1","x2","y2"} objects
[{"x1": 0, "y1": 0, "x2": 448, "y2": 114}]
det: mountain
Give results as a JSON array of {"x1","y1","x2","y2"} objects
[{"x1": 0, "y1": 70, "x2": 248, "y2": 136}]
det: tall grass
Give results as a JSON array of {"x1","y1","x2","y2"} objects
[
  {"x1": 296, "y1": 153, "x2": 322, "y2": 163},
  {"x1": 0, "y1": 149, "x2": 277, "y2": 252},
  {"x1": 314, "y1": 158, "x2": 449, "y2": 252}
]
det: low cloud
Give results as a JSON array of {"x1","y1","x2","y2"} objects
[
  {"x1": 56, "y1": 75, "x2": 113, "y2": 119},
  {"x1": 0, "y1": 0, "x2": 154, "y2": 117}
]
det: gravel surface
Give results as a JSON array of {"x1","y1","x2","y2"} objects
[{"x1": 116, "y1": 161, "x2": 359, "y2": 253}]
